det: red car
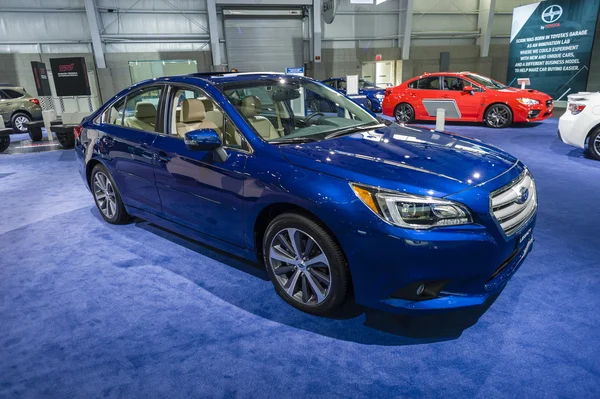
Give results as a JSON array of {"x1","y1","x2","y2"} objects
[{"x1": 382, "y1": 72, "x2": 554, "y2": 128}]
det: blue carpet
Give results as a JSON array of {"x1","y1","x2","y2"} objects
[{"x1": 1, "y1": 118, "x2": 599, "y2": 398}]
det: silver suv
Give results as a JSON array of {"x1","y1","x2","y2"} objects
[{"x1": 0, "y1": 86, "x2": 43, "y2": 133}]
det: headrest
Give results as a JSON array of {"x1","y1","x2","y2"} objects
[
  {"x1": 182, "y1": 99, "x2": 206, "y2": 123},
  {"x1": 240, "y1": 96, "x2": 262, "y2": 118},
  {"x1": 135, "y1": 102, "x2": 156, "y2": 119},
  {"x1": 201, "y1": 99, "x2": 214, "y2": 112}
]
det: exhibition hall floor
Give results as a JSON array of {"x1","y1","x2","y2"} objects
[{"x1": 1, "y1": 118, "x2": 599, "y2": 398}]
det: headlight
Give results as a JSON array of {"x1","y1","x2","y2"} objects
[
  {"x1": 517, "y1": 98, "x2": 539, "y2": 105},
  {"x1": 350, "y1": 183, "x2": 472, "y2": 229}
]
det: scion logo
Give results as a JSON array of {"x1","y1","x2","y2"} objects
[{"x1": 542, "y1": 5, "x2": 563, "y2": 24}]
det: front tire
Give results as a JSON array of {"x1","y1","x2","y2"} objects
[
  {"x1": 394, "y1": 103, "x2": 415, "y2": 124},
  {"x1": 263, "y1": 213, "x2": 349, "y2": 316},
  {"x1": 484, "y1": 104, "x2": 512, "y2": 128},
  {"x1": 11, "y1": 113, "x2": 31, "y2": 134},
  {"x1": 587, "y1": 128, "x2": 600, "y2": 160},
  {"x1": 91, "y1": 164, "x2": 130, "y2": 224}
]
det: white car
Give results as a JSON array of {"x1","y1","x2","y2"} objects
[{"x1": 558, "y1": 92, "x2": 600, "y2": 160}]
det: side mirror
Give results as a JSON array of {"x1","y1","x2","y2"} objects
[
  {"x1": 184, "y1": 129, "x2": 221, "y2": 151},
  {"x1": 463, "y1": 85, "x2": 474, "y2": 93}
]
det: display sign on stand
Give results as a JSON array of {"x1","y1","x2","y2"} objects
[
  {"x1": 30, "y1": 61, "x2": 52, "y2": 97},
  {"x1": 345, "y1": 75, "x2": 369, "y2": 111},
  {"x1": 49, "y1": 57, "x2": 91, "y2": 97},
  {"x1": 507, "y1": 0, "x2": 600, "y2": 99}
]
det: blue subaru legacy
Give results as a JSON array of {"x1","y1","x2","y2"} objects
[
  {"x1": 320, "y1": 77, "x2": 386, "y2": 112},
  {"x1": 75, "y1": 72, "x2": 537, "y2": 316}
]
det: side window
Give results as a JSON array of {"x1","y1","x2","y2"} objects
[
  {"x1": 407, "y1": 80, "x2": 418, "y2": 89},
  {"x1": 338, "y1": 80, "x2": 347, "y2": 90},
  {"x1": 324, "y1": 81, "x2": 336, "y2": 89},
  {"x1": 2, "y1": 89, "x2": 24, "y2": 99},
  {"x1": 416, "y1": 77, "x2": 440, "y2": 90},
  {"x1": 122, "y1": 87, "x2": 162, "y2": 132},
  {"x1": 171, "y1": 86, "x2": 227, "y2": 139},
  {"x1": 102, "y1": 97, "x2": 126, "y2": 125},
  {"x1": 223, "y1": 115, "x2": 249, "y2": 151},
  {"x1": 443, "y1": 77, "x2": 466, "y2": 91}
]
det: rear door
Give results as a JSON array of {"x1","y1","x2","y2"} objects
[
  {"x1": 151, "y1": 84, "x2": 251, "y2": 247},
  {"x1": 407, "y1": 76, "x2": 447, "y2": 119},
  {"x1": 440, "y1": 76, "x2": 485, "y2": 120},
  {"x1": 96, "y1": 85, "x2": 163, "y2": 212}
]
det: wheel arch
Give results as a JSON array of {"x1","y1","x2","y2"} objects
[
  {"x1": 585, "y1": 123, "x2": 600, "y2": 148},
  {"x1": 482, "y1": 102, "x2": 513, "y2": 123},
  {"x1": 252, "y1": 202, "x2": 347, "y2": 268},
  {"x1": 11, "y1": 109, "x2": 33, "y2": 120},
  {"x1": 85, "y1": 157, "x2": 107, "y2": 187}
]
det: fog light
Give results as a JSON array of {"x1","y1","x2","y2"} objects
[{"x1": 390, "y1": 280, "x2": 449, "y2": 301}]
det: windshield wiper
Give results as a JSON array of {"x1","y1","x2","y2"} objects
[
  {"x1": 324, "y1": 123, "x2": 386, "y2": 140},
  {"x1": 270, "y1": 136, "x2": 320, "y2": 144}
]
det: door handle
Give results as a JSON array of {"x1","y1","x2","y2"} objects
[
  {"x1": 155, "y1": 151, "x2": 171, "y2": 163},
  {"x1": 441, "y1": 95, "x2": 450, "y2": 98}
]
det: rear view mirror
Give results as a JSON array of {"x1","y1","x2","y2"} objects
[
  {"x1": 184, "y1": 129, "x2": 222, "y2": 151},
  {"x1": 463, "y1": 85, "x2": 474, "y2": 93},
  {"x1": 272, "y1": 89, "x2": 300, "y2": 102}
]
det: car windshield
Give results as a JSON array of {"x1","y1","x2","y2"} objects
[
  {"x1": 359, "y1": 79, "x2": 377, "y2": 89},
  {"x1": 221, "y1": 78, "x2": 379, "y2": 143},
  {"x1": 466, "y1": 74, "x2": 506, "y2": 90}
]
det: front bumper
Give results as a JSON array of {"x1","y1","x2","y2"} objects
[
  {"x1": 333, "y1": 164, "x2": 536, "y2": 314},
  {"x1": 513, "y1": 102, "x2": 553, "y2": 122}
]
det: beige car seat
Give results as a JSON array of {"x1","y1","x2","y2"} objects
[
  {"x1": 176, "y1": 99, "x2": 219, "y2": 138},
  {"x1": 124, "y1": 102, "x2": 156, "y2": 131},
  {"x1": 240, "y1": 96, "x2": 279, "y2": 140}
]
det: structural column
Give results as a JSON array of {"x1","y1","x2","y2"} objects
[
  {"x1": 401, "y1": 0, "x2": 413, "y2": 60},
  {"x1": 207, "y1": 0, "x2": 222, "y2": 69},
  {"x1": 478, "y1": 0, "x2": 496, "y2": 58},
  {"x1": 83, "y1": 0, "x2": 106, "y2": 69},
  {"x1": 313, "y1": 0, "x2": 322, "y2": 64}
]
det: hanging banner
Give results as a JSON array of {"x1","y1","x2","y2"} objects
[
  {"x1": 49, "y1": 57, "x2": 91, "y2": 96},
  {"x1": 507, "y1": 0, "x2": 600, "y2": 99},
  {"x1": 30, "y1": 61, "x2": 52, "y2": 96}
]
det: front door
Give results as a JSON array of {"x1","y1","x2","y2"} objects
[
  {"x1": 152, "y1": 84, "x2": 250, "y2": 247},
  {"x1": 441, "y1": 76, "x2": 485, "y2": 120}
]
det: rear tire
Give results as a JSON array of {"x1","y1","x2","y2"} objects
[
  {"x1": 263, "y1": 213, "x2": 349, "y2": 316},
  {"x1": 484, "y1": 104, "x2": 512, "y2": 128},
  {"x1": 11, "y1": 112, "x2": 31, "y2": 134},
  {"x1": 587, "y1": 128, "x2": 600, "y2": 161},
  {"x1": 394, "y1": 103, "x2": 415, "y2": 124},
  {"x1": 90, "y1": 164, "x2": 131, "y2": 224}
]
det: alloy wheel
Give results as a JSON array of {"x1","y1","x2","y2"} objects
[
  {"x1": 14, "y1": 115, "x2": 30, "y2": 132},
  {"x1": 594, "y1": 134, "x2": 600, "y2": 156},
  {"x1": 93, "y1": 172, "x2": 117, "y2": 219},
  {"x1": 269, "y1": 228, "x2": 332, "y2": 306},
  {"x1": 487, "y1": 106, "x2": 509, "y2": 128},
  {"x1": 395, "y1": 104, "x2": 413, "y2": 123}
]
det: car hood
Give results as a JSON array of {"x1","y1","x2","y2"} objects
[
  {"x1": 280, "y1": 124, "x2": 519, "y2": 197},
  {"x1": 496, "y1": 87, "x2": 552, "y2": 100}
]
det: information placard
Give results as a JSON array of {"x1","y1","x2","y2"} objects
[
  {"x1": 507, "y1": 0, "x2": 600, "y2": 99},
  {"x1": 49, "y1": 57, "x2": 91, "y2": 97},
  {"x1": 30, "y1": 61, "x2": 52, "y2": 96}
]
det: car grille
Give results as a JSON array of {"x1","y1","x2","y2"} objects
[
  {"x1": 490, "y1": 170, "x2": 537, "y2": 236},
  {"x1": 546, "y1": 99, "x2": 553, "y2": 108}
]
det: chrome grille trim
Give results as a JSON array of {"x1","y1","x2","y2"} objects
[{"x1": 490, "y1": 170, "x2": 537, "y2": 236}]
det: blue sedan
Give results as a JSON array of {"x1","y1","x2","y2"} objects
[
  {"x1": 75, "y1": 72, "x2": 537, "y2": 316},
  {"x1": 321, "y1": 77, "x2": 386, "y2": 112}
]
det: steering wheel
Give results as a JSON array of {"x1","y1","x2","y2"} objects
[{"x1": 304, "y1": 112, "x2": 325, "y2": 126}]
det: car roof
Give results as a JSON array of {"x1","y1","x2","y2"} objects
[{"x1": 413, "y1": 71, "x2": 473, "y2": 78}]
